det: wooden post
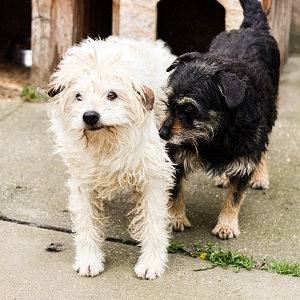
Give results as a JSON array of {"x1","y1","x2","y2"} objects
[
  {"x1": 112, "y1": 0, "x2": 120, "y2": 35},
  {"x1": 30, "y1": 0, "x2": 52, "y2": 87},
  {"x1": 30, "y1": 0, "x2": 84, "y2": 87},
  {"x1": 270, "y1": 0, "x2": 292, "y2": 66}
]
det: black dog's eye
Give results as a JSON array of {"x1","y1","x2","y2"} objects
[
  {"x1": 75, "y1": 93, "x2": 82, "y2": 101},
  {"x1": 107, "y1": 91, "x2": 117, "y2": 100},
  {"x1": 185, "y1": 104, "x2": 195, "y2": 112}
]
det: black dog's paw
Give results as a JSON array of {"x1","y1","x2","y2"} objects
[
  {"x1": 213, "y1": 174, "x2": 230, "y2": 188},
  {"x1": 170, "y1": 216, "x2": 192, "y2": 232},
  {"x1": 212, "y1": 219, "x2": 240, "y2": 240},
  {"x1": 250, "y1": 176, "x2": 269, "y2": 189}
]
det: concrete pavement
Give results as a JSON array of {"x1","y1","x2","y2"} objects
[
  {"x1": 0, "y1": 56, "x2": 300, "y2": 299},
  {"x1": 1, "y1": 221, "x2": 300, "y2": 300}
]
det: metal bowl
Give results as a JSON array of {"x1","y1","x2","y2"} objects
[
  {"x1": 13, "y1": 48, "x2": 32, "y2": 67},
  {"x1": 5, "y1": 37, "x2": 32, "y2": 67}
]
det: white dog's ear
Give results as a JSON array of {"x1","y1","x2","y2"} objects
[
  {"x1": 134, "y1": 85, "x2": 155, "y2": 111},
  {"x1": 142, "y1": 85, "x2": 155, "y2": 111},
  {"x1": 46, "y1": 86, "x2": 64, "y2": 98},
  {"x1": 36, "y1": 86, "x2": 64, "y2": 98}
]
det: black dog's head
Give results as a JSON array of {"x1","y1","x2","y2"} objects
[{"x1": 159, "y1": 52, "x2": 248, "y2": 146}]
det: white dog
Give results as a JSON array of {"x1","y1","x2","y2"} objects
[{"x1": 46, "y1": 36, "x2": 175, "y2": 279}]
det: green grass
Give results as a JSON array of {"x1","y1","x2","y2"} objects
[
  {"x1": 167, "y1": 241, "x2": 188, "y2": 254},
  {"x1": 21, "y1": 86, "x2": 48, "y2": 102},
  {"x1": 266, "y1": 259, "x2": 300, "y2": 277},
  {"x1": 168, "y1": 241, "x2": 300, "y2": 277}
]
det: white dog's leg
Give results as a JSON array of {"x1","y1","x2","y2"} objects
[
  {"x1": 130, "y1": 180, "x2": 170, "y2": 280},
  {"x1": 68, "y1": 178, "x2": 106, "y2": 277}
]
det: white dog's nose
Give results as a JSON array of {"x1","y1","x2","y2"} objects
[{"x1": 83, "y1": 111, "x2": 100, "y2": 126}]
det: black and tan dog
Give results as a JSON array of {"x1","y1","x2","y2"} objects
[{"x1": 159, "y1": 0, "x2": 280, "y2": 239}]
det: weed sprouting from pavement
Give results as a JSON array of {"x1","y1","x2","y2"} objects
[
  {"x1": 193, "y1": 242, "x2": 255, "y2": 272},
  {"x1": 168, "y1": 241, "x2": 300, "y2": 277},
  {"x1": 265, "y1": 259, "x2": 300, "y2": 277},
  {"x1": 167, "y1": 242, "x2": 188, "y2": 254},
  {"x1": 22, "y1": 86, "x2": 39, "y2": 102}
]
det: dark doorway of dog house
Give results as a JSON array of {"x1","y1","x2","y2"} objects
[
  {"x1": 82, "y1": 0, "x2": 112, "y2": 39},
  {"x1": 0, "y1": 0, "x2": 112, "y2": 65},
  {"x1": 0, "y1": 0, "x2": 31, "y2": 63},
  {"x1": 157, "y1": 0, "x2": 225, "y2": 55},
  {"x1": 0, "y1": 0, "x2": 112, "y2": 95},
  {"x1": 0, "y1": 0, "x2": 32, "y2": 96}
]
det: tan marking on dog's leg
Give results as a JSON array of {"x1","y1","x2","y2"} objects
[
  {"x1": 213, "y1": 173, "x2": 230, "y2": 188},
  {"x1": 212, "y1": 183, "x2": 245, "y2": 239},
  {"x1": 250, "y1": 154, "x2": 269, "y2": 189},
  {"x1": 169, "y1": 187, "x2": 191, "y2": 232}
]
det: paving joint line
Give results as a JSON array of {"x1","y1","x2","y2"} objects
[{"x1": 0, "y1": 215, "x2": 139, "y2": 246}]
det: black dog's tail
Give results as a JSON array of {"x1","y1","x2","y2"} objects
[{"x1": 240, "y1": 0, "x2": 269, "y2": 30}]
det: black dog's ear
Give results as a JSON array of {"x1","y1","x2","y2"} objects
[
  {"x1": 166, "y1": 52, "x2": 202, "y2": 72},
  {"x1": 217, "y1": 72, "x2": 246, "y2": 109}
]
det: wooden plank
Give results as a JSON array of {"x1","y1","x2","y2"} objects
[
  {"x1": 31, "y1": 0, "x2": 82, "y2": 87},
  {"x1": 271, "y1": 0, "x2": 292, "y2": 66},
  {"x1": 73, "y1": 0, "x2": 85, "y2": 42},
  {"x1": 49, "y1": 0, "x2": 76, "y2": 70},
  {"x1": 112, "y1": 0, "x2": 120, "y2": 35},
  {"x1": 30, "y1": 0, "x2": 52, "y2": 87}
]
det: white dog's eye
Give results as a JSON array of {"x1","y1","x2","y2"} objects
[
  {"x1": 107, "y1": 91, "x2": 117, "y2": 100},
  {"x1": 75, "y1": 93, "x2": 82, "y2": 101}
]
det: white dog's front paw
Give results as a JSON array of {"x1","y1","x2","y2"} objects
[
  {"x1": 73, "y1": 255, "x2": 105, "y2": 277},
  {"x1": 134, "y1": 257, "x2": 167, "y2": 280}
]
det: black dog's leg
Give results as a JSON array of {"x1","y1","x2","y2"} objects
[
  {"x1": 250, "y1": 153, "x2": 269, "y2": 189},
  {"x1": 212, "y1": 175, "x2": 250, "y2": 239},
  {"x1": 168, "y1": 162, "x2": 192, "y2": 231},
  {"x1": 214, "y1": 155, "x2": 270, "y2": 190},
  {"x1": 213, "y1": 173, "x2": 230, "y2": 188}
]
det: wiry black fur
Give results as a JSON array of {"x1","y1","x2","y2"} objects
[{"x1": 159, "y1": 0, "x2": 280, "y2": 237}]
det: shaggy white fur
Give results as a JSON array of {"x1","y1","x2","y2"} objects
[{"x1": 46, "y1": 36, "x2": 175, "y2": 279}]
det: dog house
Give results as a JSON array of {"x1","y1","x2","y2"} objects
[
  {"x1": 115, "y1": 0, "x2": 292, "y2": 62},
  {"x1": 1, "y1": 0, "x2": 292, "y2": 87}
]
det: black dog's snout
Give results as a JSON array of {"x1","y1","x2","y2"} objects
[
  {"x1": 159, "y1": 118, "x2": 173, "y2": 140},
  {"x1": 158, "y1": 117, "x2": 174, "y2": 141},
  {"x1": 158, "y1": 126, "x2": 170, "y2": 141},
  {"x1": 83, "y1": 111, "x2": 100, "y2": 126}
]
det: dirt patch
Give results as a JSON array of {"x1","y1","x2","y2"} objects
[{"x1": 0, "y1": 58, "x2": 30, "y2": 99}]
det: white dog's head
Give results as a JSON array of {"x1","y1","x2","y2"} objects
[{"x1": 47, "y1": 38, "x2": 155, "y2": 139}]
